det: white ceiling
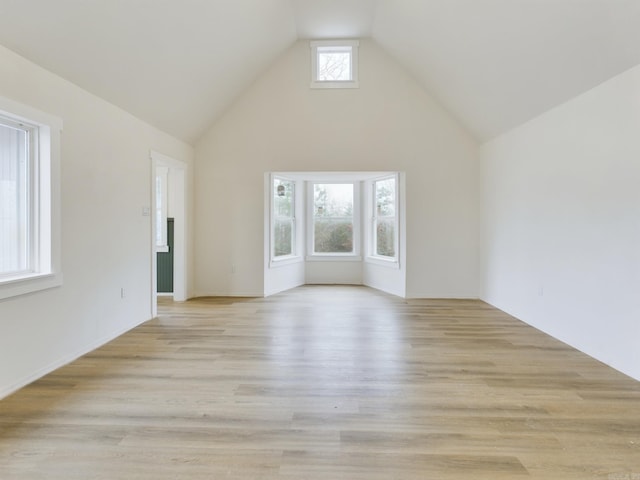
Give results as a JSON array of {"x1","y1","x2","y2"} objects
[
  {"x1": 293, "y1": 0, "x2": 377, "y2": 39},
  {"x1": 0, "y1": 0, "x2": 639, "y2": 144},
  {"x1": 373, "y1": 0, "x2": 640, "y2": 140},
  {"x1": 0, "y1": 0, "x2": 298, "y2": 143}
]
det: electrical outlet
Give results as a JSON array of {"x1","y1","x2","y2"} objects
[{"x1": 121, "y1": 287, "x2": 126, "y2": 298}]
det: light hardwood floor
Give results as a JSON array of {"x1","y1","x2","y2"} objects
[{"x1": 1, "y1": 285, "x2": 640, "y2": 479}]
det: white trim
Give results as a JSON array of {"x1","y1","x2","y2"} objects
[
  {"x1": 306, "y1": 255, "x2": 362, "y2": 262},
  {"x1": 0, "y1": 272, "x2": 63, "y2": 300},
  {"x1": 0, "y1": 96, "x2": 63, "y2": 300},
  {"x1": 366, "y1": 256, "x2": 400, "y2": 268},
  {"x1": 193, "y1": 291, "x2": 265, "y2": 298},
  {"x1": 310, "y1": 40, "x2": 359, "y2": 89},
  {"x1": 272, "y1": 171, "x2": 390, "y2": 182},
  {"x1": 271, "y1": 255, "x2": 303, "y2": 268}
]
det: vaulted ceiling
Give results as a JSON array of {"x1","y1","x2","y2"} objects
[{"x1": 1, "y1": 0, "x2": 639, "y2": 144}]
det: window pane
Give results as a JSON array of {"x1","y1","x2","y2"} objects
[
  {"x1": 314, "y1": 183, "x2": 353, "y2": 217},
  {"x1": 376, "y1": 218, "x2": 395, "y2": 257},
  {"x1": 274, "y1": 179, "x2": 293, "y2": 217},
  {"x1": 0, "y1": 122, "x2": 29, "y2": 275},
  {"x1": 273, "y1": 178, "x2": 294, "y2": 258},
  {"x1": 274, "y1": 219, "x2": 293, "y2": 257},
  {"x1": 373, "y1": 177, "x2": 397, "y2": 259},
  {"x1": 318, "y1": 50, "x2": 351, "y2": 81},
  {"x1": 313, "y1": 183, "x2": 354, "y2": 254},
  {"x1": 375, "y1": 178, "x2": 395, "y2": 216},
  {"x1": 314, "y1": 218, "x2": 353, "y2": 253}
]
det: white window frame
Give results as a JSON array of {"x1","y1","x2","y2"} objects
[
  {"x1": 0, "y1": 96, "x2": 63, "y2": 300},
  {"x1": 367, "y1": 173, "x2": 400, "y2": 268},
  {"x1": 306, "y1": 181, "x2": 361, "y2": 261},
  {"x1": 310, "y1": 40, "x2": 359, "y2": 89},
  {"x1": 270, "y1": 174, "x2": 301, "y2": 267}
]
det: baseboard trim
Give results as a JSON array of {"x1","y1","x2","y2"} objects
[{"x1": 0, "y1": 316, "x2": 150, "y2": 400}]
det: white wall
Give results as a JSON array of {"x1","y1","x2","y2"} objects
[
  {"x1": 195, "y1": 40, "x2": 479, "y2": 298},
  {"x1": 305, "y1": 261, "x2": 363, "y2": 285},
  {"x1": 0, "y1": 44, "x2": 194, "y2": 398},
  {"x1": 480, "y1": 64, "x2": 640, "y2": 381}
]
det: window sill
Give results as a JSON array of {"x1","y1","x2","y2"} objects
[
  {"x1": 0, "y1": 272, "x2": 63, "y2": 300},
  {"x1": 270, "y1": 255, "x2": 303, "y2": 268},
  {"x1": 310, "y1": 80, "x2": 359, "y2": 89},
  {"x1": 306, "y1": 254, "x2": 362, "y2": 262},
  {"x1": 156, "y1": 245, "x2": 169, "y2": 253},
  {"x1": 365, "y1": 256, "x2": 400, "y2": 269}
]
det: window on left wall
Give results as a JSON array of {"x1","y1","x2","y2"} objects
[{"x1": 0, "y1": 97, "x2": 62, "y2": 299}]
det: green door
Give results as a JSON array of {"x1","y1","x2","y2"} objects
[{"x1": 157, "y1": 218, "x2": 174, "y2": 293}]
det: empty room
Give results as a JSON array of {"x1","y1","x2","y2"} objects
[{"x1": 1, "y1": 0, "x2": 640, "y2": 478}]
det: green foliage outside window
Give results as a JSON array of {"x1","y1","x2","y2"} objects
[
  {"x1": 374, "y1": 178, "x2": 396, "y2": 258},
  {"x1": 273, "y1": 178, "x2": 294, "y2": 257},
  {"x1": 376, "y1": 219, "x2": 395, "y2": 257},
  {"x1": 313, "y1": 183, "x2": 354, "y2": 254}
]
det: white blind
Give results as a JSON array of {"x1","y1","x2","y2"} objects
[{"x1": 0, "y1": 119, "x2": 29, "y2": 275}]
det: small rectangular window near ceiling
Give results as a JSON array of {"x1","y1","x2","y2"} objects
[
  {"x1": 317, "y1": 46, "x2": 352, "y2": 81},
  {"x1": 310, "y1": 40, "x2": 359, "y2": 89}
]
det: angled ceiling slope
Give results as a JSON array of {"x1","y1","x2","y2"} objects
[
  {"x1": 373, "y1": 0, "x2": 640, "y2": 141},
  {"x1": 1, "y1": 0, "x2": 639, "y2": 144},
  {"x1": 0, "y1": 0, "x2": 298, "y2": 144}
]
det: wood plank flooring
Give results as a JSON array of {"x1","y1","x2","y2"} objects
[{"x1": 1, "y1": 285, "x2": 640, "y2": 479}]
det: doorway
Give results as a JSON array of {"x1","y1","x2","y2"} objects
[{"x1": 151, "y1": 150, "x2": 187, "y2": 317}]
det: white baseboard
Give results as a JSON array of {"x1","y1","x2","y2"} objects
[{"x1": 0, "y1": 316, "x2": 150, "y2": 400}]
